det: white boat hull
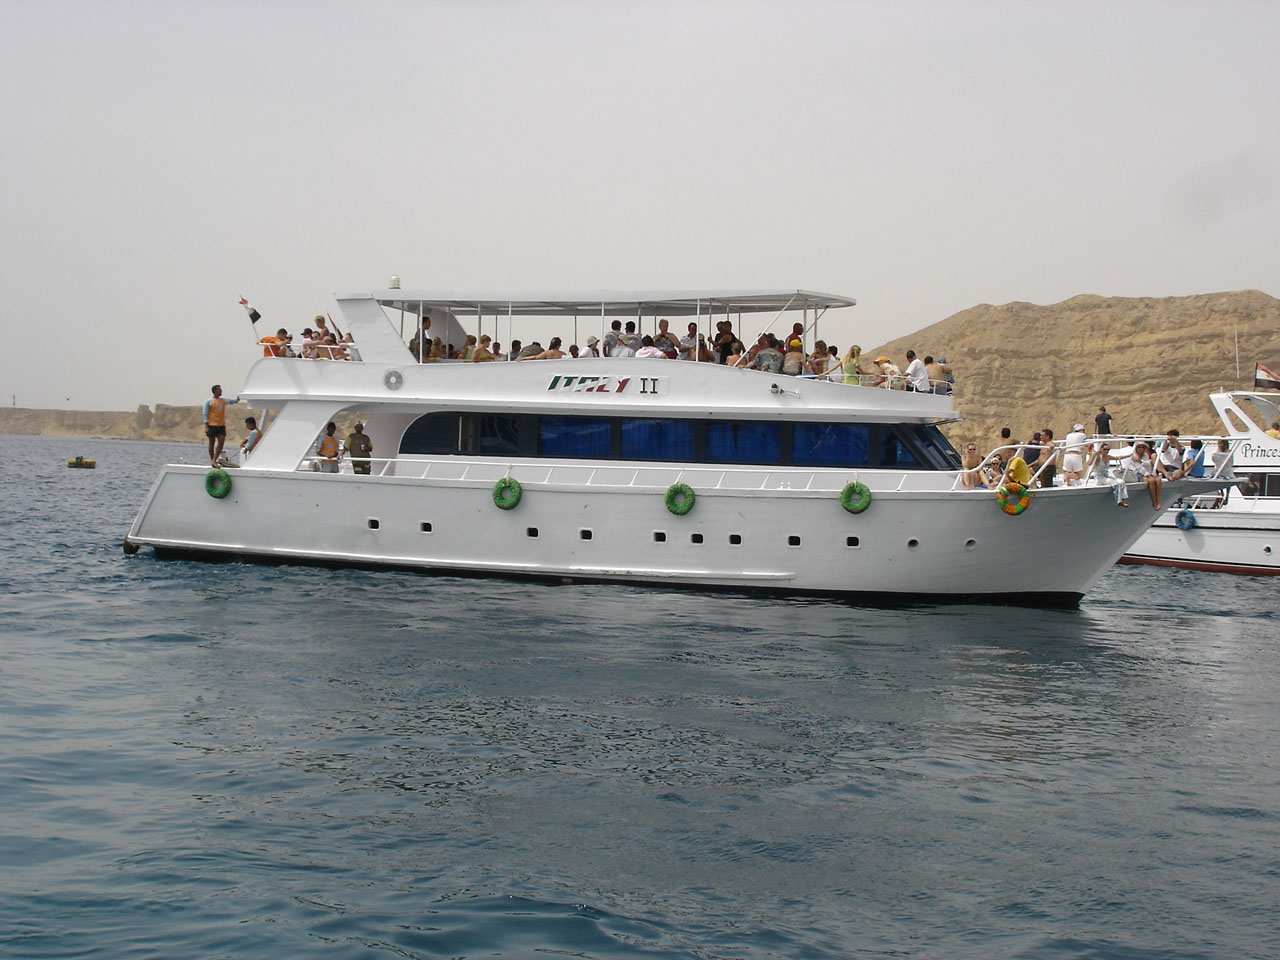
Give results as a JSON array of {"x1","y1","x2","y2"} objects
[
  {"x1": 128, "y1": 462, "x2": 1178, "y2": 607},
  {"x1": 1121, "y1": 513, "x2": 1280, "y2": 576}
]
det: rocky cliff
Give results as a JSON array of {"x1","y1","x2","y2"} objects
[{"x1": 870, "y1": 289, "x2": 1280, "y2": 452}]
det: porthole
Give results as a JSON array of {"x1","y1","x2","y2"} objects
[
  {"x1": 846, "y1": 536, "x2": 860, "y2": 548},
  {"x1": 907, "y1": 538, "x2": 919, "y2": 550},
  {"x1": 1265, "y1": 545, "x2": 1273, "y2": 555},
  {"x1": 526, "y1": 527, "x2": 539, "y2": 538},
  {"x1": 367, "y1": 518, "x2": 380, "y2": 530},
  {"x1": 729, "y1": 534, "x2": 742, "y2": 545},
  {"x1": 653, "y1": 531, "x2": 667, "y2": 543},
  {"x1": 420, "y1": 522, "x2": 433, "y2": 533},
  {"x1": 788, "y1": 535, "x2": 801, "y2": 547},
  {"x1": 964, "y1": 538, "x2": 977, "y2": 551},
  {"x1": 579, "y1": 529, "x2": 593, "y2": 541},
  {"x1": 691, "y1": 533, "x2": 704, "y2": 544}
]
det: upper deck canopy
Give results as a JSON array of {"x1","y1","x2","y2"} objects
[{"x1": 356, "y1": 289, "x2": 855, "y2": 317}]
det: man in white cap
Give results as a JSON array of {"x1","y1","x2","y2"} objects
[
  {"x1": 1063, "y1": 422, "x2": 1089, "y2": 485},
  {"x1": 345, "y1": 422, "x2": 374, "y2": 475}
]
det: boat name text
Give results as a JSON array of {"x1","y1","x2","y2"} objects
[
  {"x1": 1236, "y1": 441, "x2": 1280, "y2": 463},
  {"x1": 546, "y1": 375, "x2": 667, "y2": 395}
]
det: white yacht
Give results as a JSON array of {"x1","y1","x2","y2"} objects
[
  {"x1": 125, "y1": 288, "x2": 1231, "y2": 606},
  {"x1": 1120, "y1": 391, "x2": 1280, "y2": 576}
]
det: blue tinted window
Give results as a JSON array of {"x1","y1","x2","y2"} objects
[
  {"x1": 480, "y1": 415, "x2": 521, "y2": 456},
  {"x1": 400, "y1": 412, "x2": 461, "y2": 455},
  {"x1": 540, "y1": 417, "x2": 610, "y2": 458},
  {"x1": 621, "y1": 419, "x2": 694, "y2": 460},
  {"x1": 880, "y1": 429, "x2": 918, "y2": 467},
  {"x1": 793, "y1": 423, "x2": 871, "y2": 466},
  {"x1": 705, "y1": 421, "x2": 781, "y2": 464}
]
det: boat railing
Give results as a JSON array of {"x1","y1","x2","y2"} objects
[
  {"x1": 290, "y1": 454, "x2": 982, "y2": 493},
  {"x1": 945, "y1": 435, "x2": 1244, "y2": 492}
]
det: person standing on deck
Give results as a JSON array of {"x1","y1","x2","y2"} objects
[
  {"x1": 316, "y1": 422, "x2": 341, "y2": 473},
  {"x1": 239, "y1": 416, "x2": 261, "y2": 461},
  {"x1": 1094, "y1": 406, "x2": 1114, "y2": 435},
  {"x1": 345, "y1": 422, "x2": 374, "y2": 475},
  {"x1": 203, "y1": 385, "x2": 240, "y2": 467}
]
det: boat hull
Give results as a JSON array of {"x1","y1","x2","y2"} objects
[
  {"x1": 126, "y1": 463, "x2": 1173, "y2": 607},
  {"x1": 1121, "y1": 514, "x2": 1280, "y2": 576}
]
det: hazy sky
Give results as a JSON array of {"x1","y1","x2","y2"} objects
[{"x1": 2, "y1": 0, "x2": 1277, "y2": 410}]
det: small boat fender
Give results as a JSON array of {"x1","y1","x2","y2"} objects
[
  {"x1": 205, "y1": 468, "x2": 233, "y2": 499},
  {"x1": 1175, "y1": 508, "x2": 1197, "y2": 531},
  {"x1": 839, "y1": 481, "x2": 872, "y2": 515}
]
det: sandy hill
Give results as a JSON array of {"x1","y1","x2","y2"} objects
[{"x1": 870, "y1": 289, "x2": 1280, "y2": 452}]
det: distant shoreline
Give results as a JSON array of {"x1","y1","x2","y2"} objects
[{"x1": 0, "y1": 405, "x2": 206, "y2": 443}]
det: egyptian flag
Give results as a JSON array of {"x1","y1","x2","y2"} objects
[
  {"x1": 238, "y1": 297, "x2": 262, "y2": 325},
  {"x1": 1255, "y1": 362, "x2": 1280, "y2": 390}
]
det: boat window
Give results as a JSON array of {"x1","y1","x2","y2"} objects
[
  {"x1": 621, "y1": 419, "x2": 695, "y2": 461},
  {"x1": 880, "y1": 429, "x2": 918, "y2": 468},
  {"x1": 792, "y1": 423, "x2": 871, "y2": 467},
  {"x1": 706, "y1": 421, "x2": 781, "y2": 464},
  {"x1": 540, "y1": 417, "x2": 610, "y2": 458},
  {"x1": 914, "y1": 424, "x2": 962, "y2": 468},
  {"x1": 399, "y1": 412, "x2": 463, "y2": 455},
  {"x1": 480, "y1": 414, "x2": 522, "y2": 457}
]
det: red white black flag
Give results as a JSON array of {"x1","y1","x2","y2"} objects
[
  {"x1": 1255, "y1": 362, "x2": 1280, "y2": 390},
  {"x1": 238, "y1": 297, "x2": 262, "y2": 324}
]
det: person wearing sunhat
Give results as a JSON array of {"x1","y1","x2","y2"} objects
[
  {"x1": 1062, "y1": 423, "x2": 1089, "y2": 485},
  {"x1": 872, "y1": 355, "x2": 903, "y2": 389},
  {"x1": 582, "y1": 336, "x2": 601, "y2": 358}
]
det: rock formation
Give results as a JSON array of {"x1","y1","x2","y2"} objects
[{"x1": 869, "y1": 289, "x2": 1280, "y2": 453}]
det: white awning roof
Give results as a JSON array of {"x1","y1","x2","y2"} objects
[{"x1": 348, "y1": 289, "x2": 855, "y2": 317}]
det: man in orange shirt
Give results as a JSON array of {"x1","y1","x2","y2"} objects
[
  {"x1": 259, "y1": 327, "x2": 290, "y2": 357},
  {"x1": 203, "y1": 384, "x2": 241, "y2": 466}
]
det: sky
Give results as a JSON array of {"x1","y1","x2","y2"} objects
[{"x1": 1, "y1": 0, "x2": 1277, "y2": 411}]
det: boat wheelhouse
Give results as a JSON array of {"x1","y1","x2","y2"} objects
[
  {"x1": 1121, "y1": 391, "x2": 1280, "y2": 576},
  {"x1": 125, "y1": 289, "x2": 1232, "y2": 606}
]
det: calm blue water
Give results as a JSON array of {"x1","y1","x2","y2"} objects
[{"x1": 1, "y1": 434, "x2": 1278, "y2": 959}]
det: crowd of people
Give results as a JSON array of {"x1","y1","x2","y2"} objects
[
  {"x1": 961, "y1": 408, "x2": 1230, "y2": 511},
  {"x1": 399, "y1": 315, "x2": 960, "y2": 392},
  {"x1": 259, "y1": 315, "x2": 361, "y2": 361}
]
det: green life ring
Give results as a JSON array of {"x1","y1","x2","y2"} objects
[
  {"x1": 205, "y1": 468, "x2": 232, "y2": 499},
  {"x1": 665, "y1": 482, "x2": 696, "y2": 516},
  {"x1": 492, "y1": 476, "x2": 523, "y2": 510},
  {"x1": 839, "y1": 480, "x2": 872, "y2": 514}
]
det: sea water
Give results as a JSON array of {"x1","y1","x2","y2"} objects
[{"x1": 1, "y1": 434, "x2": 1277, "y2": 959}]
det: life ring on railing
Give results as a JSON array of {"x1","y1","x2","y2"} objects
[
  {"x1": 996, "y1": 480, "x2": 1030, "y2": 516},
  {"x1": 665, "y1": 482, "x2": 696, "y2": 516},
  {"x1": 205, "y1": 468, "x2": 232, "y2": 499},
  {"x1": 492, "y1": 477, "x2": 522, "y2": 510},
  {"x1": 1175, "y1": 508, "x2": 1197, "y2": 531},
  {"x1": 839, "y1": 481, "x2": 872, "y2": 514}
]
